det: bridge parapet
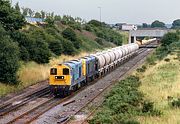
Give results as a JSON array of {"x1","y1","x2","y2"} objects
[{"x1": 129, "y1": 28, "x2": 169, "y2": 43}]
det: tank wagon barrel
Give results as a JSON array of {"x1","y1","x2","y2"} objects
[
  {"x1": 136, "y1": 38, "x2": 157, "y2": 45},
  {"x1": 49, "y1": 39, "x2": 155, "y2": 97}
]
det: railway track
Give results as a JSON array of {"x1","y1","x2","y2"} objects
[
  {"x1": 0, "y1": 42, "x2": 157, "y2": 124},
  {"x1": 0, "y1": 87, "x2": 50, "y2": 117},
  {"x1": 60, "y1": 47, "x2": 153, "y2": 124}
]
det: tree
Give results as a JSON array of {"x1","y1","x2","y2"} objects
[
  {"x1": 27, "y1": 29, "x2": 52, "y2": 63},
  {"x1": 62, "y1": 27, "x2": 80, "y2": 49},
  {"x1": 19, "y1": 46, "x2": 30, "y2": 61},
  {"x1": 45, "y1": 17, "x2": 55, "y2": 27},
  {"x1": 151, "y1": 20, "x2": 166, "y2": 28},
  {"x1": 15, "y1": 2, "x2": 20, "y2": 12},
  {"x1": 0, "y1": 25, "x2": 20, "y2": 84},
  {"x1": 29, "y1": 39, "x2": 51, "y2": 64},
  {"x1": 161, "y1": 32, "x2": 179, "y2": 46},
  {"x1": 22, "y1": 7, "x2": 28, "y2": 16},
  {"x1": 88, "y1": 20, "x2": 102, "y2": 27},
  {"x1": 28, "y1": 8, "x2": 34, "y2": 17},
  {"x1": 10, "y1": 31, "x2": 30, "y2": 61},
  {"x1": 49, "y1": 39, "x2": 63, "y2": 55},
  {"x1": 41, "y1": 10, "x2": 45, "y2": 19},
  {"x1": 34, "y1": 12, "x2": 42, "y2": 18},
  {"x1": 54, "y1": 15, "x2": 61, "y2": 21},
  {"x1": 0, "y1": 0, "x2": 25, "y2": 31},
  {"x1": 142, "y1": 23, "x2": 148, "y2": 28},
  {"x1": 172, "y1": 19, "x2": 180, "y2": 29},
  {"x1": 62, "y1": 39, "x2": 76, "y2": 55}
]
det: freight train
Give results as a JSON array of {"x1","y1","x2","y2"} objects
[{"x1": 49, "y1": 38, "x2": 156, "y2": 97}]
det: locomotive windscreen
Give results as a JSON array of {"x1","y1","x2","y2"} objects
[
  {"x1": 63, "y1": 68, "x2": 69, "y2": 75},
  {"x1": 50, "y1": 68, "x2": 57, "y2": 75}
]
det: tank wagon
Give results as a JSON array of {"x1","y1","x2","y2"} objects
[
  {"x1": 136, "y1": 38, "x2": 157, "y2": 45},
  {"x1": 49, "y1": 40, "x2": 154, "y2": 97}
]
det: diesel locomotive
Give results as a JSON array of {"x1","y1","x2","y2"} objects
[{"x1": 49, "y1": 39, "x2": 156, "y2": 97}]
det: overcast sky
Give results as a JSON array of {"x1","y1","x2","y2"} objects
[{"x1": 12, "y1": 0, "x2": 180, "y2": 24}]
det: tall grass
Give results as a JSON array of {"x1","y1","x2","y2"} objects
[
  {"x1": 0, "y1": 52, "x2": 92, "y2": 97},
  {"x1": 137, "y1": 54, "x2": 180, "y2": 124}
]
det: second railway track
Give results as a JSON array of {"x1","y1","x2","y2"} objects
[{"x1": 0, "y1": 42, "x2": 156, "y2": 124}]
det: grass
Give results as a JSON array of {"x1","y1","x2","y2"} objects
[
  {"x1": 136, "y1": 54, "x2": 180, "y2": 124},
  {"x1": 0, "y1": 52, "x2": 91, "y2": 97},
  {"x1": 118, "y1": 31, "x2": 129, "y2": 45},
  {"x1": 0, "y1": 35, "x2": 116, "y2": 97}
]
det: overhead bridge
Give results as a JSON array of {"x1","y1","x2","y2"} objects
[{"x1": 129, "y1": 28, "x2": 169, "y2": 44}]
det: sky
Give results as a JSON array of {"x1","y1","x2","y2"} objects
[{"x1": 12, "y1": 0, "x2": 180, "y2": 24}]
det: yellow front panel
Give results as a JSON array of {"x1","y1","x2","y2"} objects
[
  {"x1": 82, "y1": 59, "x2": 86, "y2": 76},
  {"x1": 49, "y1": 65, "x2": 71, "y2": 86}
]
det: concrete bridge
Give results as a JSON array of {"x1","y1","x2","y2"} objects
[{"x1": 129, "y1": 28, "x2": 169, "y2": 43}]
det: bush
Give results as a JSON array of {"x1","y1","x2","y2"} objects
[
  {"x1": 29, "y1": 39, "x2": 51, "y2": 64},
  {"x1": 161, "y1": 32, "x2": 179, "y2": 46},
  {"x1": 20, "y1": 46, "x2": 30, "y2": 61},
  {"x1": 0, "y1": 26, "x2": 20, "y2": 84},
  {"x1": 171, "y1": 98, "x2": 180, "y2": 108},
  {"x1": 136, "y1": 65, "x2": 147, "y2": 73},
  {"x1": 95, "y1": 38, "x2": 103, "y2": 45},
  {"x1": 62, "y1": 27, "x2": 81, "y2": 49},
  {"x1": 90, "y1": 75, "x2": 161, "y2": 124},
  {"x1": 62, "y1": 39, "x2": 76, "y2": 55},
  {"x1": 48, "y1": 39, "x2": 63, "y2": 55},
  {"x1": 88, "y1": 20, "x2": 103, "y2": 27},
  {"x1": 164, "y1": 58, "x2": 170, "y2": 62},
  {"x1": 84, "y1": 24, "x2": 93, "y2": 31}
]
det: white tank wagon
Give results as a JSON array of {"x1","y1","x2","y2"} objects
[
  {"x1": 92, "y1": 43, "x2": 139, "y2": 75},
  {"x1": 92, "y1": 53, "x2": 106, "y2": 69},
  {"x1": 112, "y1": 47, "x2": 123, "y2": 59},
  {"x1": 106, "y1": 50, "x2": 116, "y2": 63}
]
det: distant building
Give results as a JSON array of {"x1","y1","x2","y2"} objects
[
  {"x1": 25, "y1": 17, "x2": 46, "y2": 25},
  {"x1": 114, "y1": 23, "x2": 126, "y2": 30},
  {"x1": 121, "y1": 24, "x2": 137, "y2": 31}
]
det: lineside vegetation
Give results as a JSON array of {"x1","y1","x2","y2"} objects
[
  {"x1": 90, "y1": 31, "x2": 180, "y2": 123},
  {"x1": 0, "y1": 0, "x2": 125, "y2": 89}
]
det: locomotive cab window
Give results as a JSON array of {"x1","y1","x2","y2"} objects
[
  {"x1": 50, "y1": 68, "x2": 57, "y2": 75},
  {"x1": 63, "y1": 68, "x2": 69, "y2": 75}
]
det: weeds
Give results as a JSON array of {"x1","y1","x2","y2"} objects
[
  {"x1": 136, "y1": 65, "x2": 147, "y2": 73},
  {"x1": 171, "y1": 98, "x2": 180, "y2": 108},
  {"x1": 89, "y1": 76, "x2": 161, "y2": 124}
]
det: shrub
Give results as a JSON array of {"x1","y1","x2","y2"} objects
[
  {"x1": 171, "y1": 98, "x2": 180, "y2": 108},
  {"x1": 0, "y1": 26, "x2": 20, "y2": 84},
  {"x1": 0, "y1": 0, "x2": 25, "y2": 31},
  {"x1": 164, "y1": 58, "x2": 170, "y2": 62},
  {"x1": 161, "y1": 32, "x2": 179, "y2": 46},
  {"x1": 62, "y1": 27, "x2": 81, "y2": 49},
  {"x1": 48, "y1": 39, "x2": 63, "y2": 55},
  {"x1": 95, "y1": 38, "x2": 103, "y2": 45},
  {"x1": 88, "y1": 20, "x2": 103, "y2": 27},
  {"x1": 90, "y1": 75, "x2": 161, "y2": 123},
  {"x1": 84, "y1": 24, "x2": 93, "y2": 31},
  {"x1": 62, "y1": 39, "x2": 76, "y2": 55},
  {"x1": 20, "y1": 46, "x2": 30, "y2": 61},
  {"x1": 29, "y1": 39, "x2": 51, "y2": 64},
  {"x1": 142, "y1": 101, "x2": 162, "y2": 116},
  {"x1": 136, "y1": 65, "x2": 147, "y2": 73}
]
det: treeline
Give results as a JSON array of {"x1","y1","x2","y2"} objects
[
  {"x1": 0, "y1": 0, "x2": 123, "y2": 84},
  {"x1": 140, "y1": 19, "x2": 180, "y2": 29}
]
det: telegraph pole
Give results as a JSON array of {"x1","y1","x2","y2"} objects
[{"x1": 98, "y1": 7, "x2": 101, "y2": 23}]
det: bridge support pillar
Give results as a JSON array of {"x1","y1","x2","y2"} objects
[{"x1": 129, "y1": 35, "x2": 136, "y2": 44}]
